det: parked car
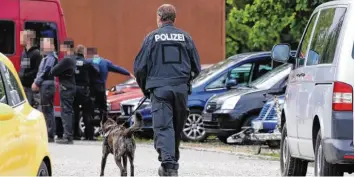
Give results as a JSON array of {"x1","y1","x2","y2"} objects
[
  {"x1": 107, "y1": 88, "x2": 144, "y2": 120},
  {"x1": 184, "y1": 52, "x2": 288, "y2": 141},
  {"x1": 202, "y1": 63, "x2": 292, "y2": 143},
  {"x1": 273, "y1": 0, "x2": 354, "y2": 176},
  {"x1": 227, "y1": 95, "x2": 285, "y2": 148},
  {"x1": 0, "y1": 53, "x2": 51, "y2": 176},
  {"x1": 106, "y1": 77, "x2": 139, "y2": 96}
]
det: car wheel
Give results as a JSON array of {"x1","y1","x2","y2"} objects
[
  {"x1": 280, "y1": 125, "x2": 308, "y2": 176},
  {"x1": 181, "y1": 109, "x2": 208, "y2": 142},
  {"x1": 314, "y1": 130, "x2": 343, "y2": 176},
  {"x1": 37, "y1": 161, "x2": 50, "y2": 176},
  {"x1": 79, "y1": 115, "x2": 85, "y2": 136}
]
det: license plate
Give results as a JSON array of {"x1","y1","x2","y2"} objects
[
  {"x1": 204, "y1": 113, "x2": 212, "y2": 121},
  {"x1": 252, "y1": 121, "x2": 263, "y2": 130}
]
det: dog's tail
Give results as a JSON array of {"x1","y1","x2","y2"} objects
[{"x1": 123, "y1": 111, "x2": 144, "y2": 137}]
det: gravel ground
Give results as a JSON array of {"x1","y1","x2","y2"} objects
[{"x1": 49, "y1": 141, "x2": 325, "y2": 176}]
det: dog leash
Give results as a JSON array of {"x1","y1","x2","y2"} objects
[{"x1": 123, "y1": 96, "x2": 148, "y2": 124}]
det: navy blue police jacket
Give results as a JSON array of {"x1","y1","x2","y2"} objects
[{"x1": 133, "y1": 23, "x2": 201, "y2": 94}]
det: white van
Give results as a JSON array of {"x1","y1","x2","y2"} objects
[{"x1": 271, "y1": 0, "x2": 354, "y2": 176}]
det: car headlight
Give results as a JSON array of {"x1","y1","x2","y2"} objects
[
  {"x1": 107, "y1": 102, "x2": 111, "y2": 111},
  {"x1": 221, "y1": 96, "x2": 240, "y2": 110}
]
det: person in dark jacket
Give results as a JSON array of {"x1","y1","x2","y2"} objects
[
  {"x1": 32, "y1": 37, "x2": 58, "y2": 142},
  {"x1": 87, "y1": 47, "x2": 132, "y2": 124},
  {"x1": 72, "y1": 45, "x2": 99, "y2": 140},
  {"x1": 50, "y1": 38, "x2": 77, "y2": 144},
  {"x1": 19, "y1": 30, "x2": 42, "y2": 107},
  {"x1": 133, "y1": 4, "x2": 201, "y2": 176}
]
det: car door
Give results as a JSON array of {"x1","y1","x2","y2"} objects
[
  {"x1": 297, "y1": 6, "x2": 348, "y2": 158},
  {"x1": 285, "y1": 11, "x2": 319, "y2": 157},
  {"x1": 0, "y1": 63, "x2": 35, "y2": 175},
  {"x1": 0, "y1": 63, "x2": 26, "y2": 175}
]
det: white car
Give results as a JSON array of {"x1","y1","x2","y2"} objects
[{"x1": 271, "y1": 0, "x2": 354, "y2": 176}]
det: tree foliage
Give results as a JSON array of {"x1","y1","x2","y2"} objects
[{"x1": 225, "y1": 0, "x2": 330, "y2": 57}]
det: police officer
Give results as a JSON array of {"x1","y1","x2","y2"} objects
[
  {"x1": 19, "y1": 30, "x2": 42, "y2": 107},
  {"x1": 133, "y1": 4, "x2": 201, "y2": 176},
  {"x1": 32, "y1": 37, "x2": 58, "y2": 143},
  {"x1": 87, "y1": 47, "x2": 132, "y2": 123},
  {"x1": 73, "y1": 45, "x2": 98, "y2": 140},
  {"x1": 50, "y1": 38, "x2": 77, "y2": 144}
]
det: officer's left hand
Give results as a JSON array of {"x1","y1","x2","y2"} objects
[{"x1": 31, "y1": 83, "x2": 39, "y2": 92}]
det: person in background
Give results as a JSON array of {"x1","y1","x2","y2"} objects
[
  {"x1": 32, "y1": 37, "x2": 58, "y2": 143},
  {"x1": 133, "y1": 4, "x2": 201, "y2": 176},
  {"x1": 19, "y1": 30, "x2": 42, "y2": 107},
  {"x1": 86, "y1": 47, "x2": 132, "y2": 124},
  {"x1": 73, "y1": 45, "x2": 99, "y2": 140},
  {"x1": 50, "y1": 38, "x2": 77, "y2": 144}
]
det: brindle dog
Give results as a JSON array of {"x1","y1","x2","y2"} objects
[{"x1": 100, "y1": 112, "x2": 143, "y2": 176}]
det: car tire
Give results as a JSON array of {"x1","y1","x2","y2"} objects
[
  {"x1": 280, "y1": 125, "x2": 308, "y2": 176},
  {"x1": 314, "y1": 130, "x2": 343, "y2": 176},
  {"x1": 37, "y1": 161, "x2": 50, "y2": 176},
  {"x1": 181, "y1": 109, "x2": 208, "y2": 142}
]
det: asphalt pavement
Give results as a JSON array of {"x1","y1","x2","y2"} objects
[{"x1": 49, "y1": 141, "x2": 318, "y2": 176}]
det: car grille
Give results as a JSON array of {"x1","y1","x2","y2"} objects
[
  {"x1": 121, "y1": 105, "x2": 134, "y2": 116},
  {"x1": 203, "y1": 120, "x2": 219, "y2": 129},
  {"x1": 258, "y1": 103, "x2": 277, "y2": 120},
  {"x1": 205, "y1": 102, "x2": 218, "y2": 113}
]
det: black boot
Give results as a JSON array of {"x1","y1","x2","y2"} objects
[
  {"x1": 55, "y1": 136, "x2": 74, "y2": 144},
  {"x1": 158, "y1": 166, "x2": 178, "y2": 176}
]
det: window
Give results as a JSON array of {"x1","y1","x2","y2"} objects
[
  {"x1": 205, "y1": 63, "x2": 252, "y2": 90},
  {"x1": 0, "y1": 71, "x2": 7, "y2": 104},
  {"x1": 306, "y1": 8, "x2": 347, "y2": 65},
  {"x1": 296, "y1": 13, "x2": 318, "y2": 68},
  {"x1": 230, "y1": 63, "x2": 252, "y2": 84},
  {"x1": 205, "y1": 73, "x2": 227, "y2": 89},
  {"x1": 0, "y1": 64, "x2": 25, "y2": 106},
  {"x1": 0, "y1": 21, "x2": 15, "y2": 55},
  {"x1": 24, "y1": 21, "x2": 58, "y2": 52}
]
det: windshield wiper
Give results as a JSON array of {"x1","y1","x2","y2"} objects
[{"x1": 246, "y1": 84, "x2": 257, "y2": 89}]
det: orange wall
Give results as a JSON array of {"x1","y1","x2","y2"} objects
[{"x1": 60, "y1": 0, "x2": 225, "y2": 87}]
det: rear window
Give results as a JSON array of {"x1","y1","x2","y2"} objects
[{"x1": 0, "y1": 21, "x2": 15, "y2": 55}]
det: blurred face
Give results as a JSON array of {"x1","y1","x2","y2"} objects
[
  {"x1": 41, "y1": 38, "x2": 54, "y2": 53},
  {"x1": 20, "y1": 31, "x2": 28, "y2": 47},
  {"x1": 60, "y1": 44, "x2": 68, "y2": 53}
]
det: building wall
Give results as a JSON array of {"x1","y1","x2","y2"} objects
[{"x1": 60, "y1": 0, "x2": 225, "y2": 87}]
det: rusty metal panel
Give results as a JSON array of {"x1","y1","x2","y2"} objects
[{"x1": 60, "y1": 0, "x2": 225, "y2": 87}]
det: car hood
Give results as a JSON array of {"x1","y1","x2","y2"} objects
[
  {"x1": 208, "y1": 87, "x2": 262, "y2": 103},
  {"x1": 107, "y1": 90, "x2": 143, "y2": 103}
]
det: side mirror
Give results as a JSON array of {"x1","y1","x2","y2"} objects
[
  {"x1": 271, "y1": 44, "x2": 291, "y2": 63},
  {"x1": 0, "y1": 103, "x2": 15, "y2": 121},
  {"x1": 226, "y1": 79, "x2": 238, "y2": 89}
]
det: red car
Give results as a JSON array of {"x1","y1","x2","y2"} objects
[{"x1": 107, "y1": 88, "x2": 143, "y2": 120}]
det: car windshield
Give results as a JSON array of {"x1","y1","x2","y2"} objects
[
  {"x1": 248, "y1": 63, "x2": 291, "y2": 89},
  {"x1": 191, "y1": 59, "x2": 236, "y2": 86}
]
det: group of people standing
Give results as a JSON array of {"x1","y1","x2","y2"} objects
[{"x1": 19, "y1": 30, "x2": 131, "y2": 144}]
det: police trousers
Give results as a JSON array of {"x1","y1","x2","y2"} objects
[
  {"x1": 40, "y1": 82, "x2": 56, "y2": 138},
  {"x1": 73, "y1": 86, "x2": 93, "y2": 139},
  {"x1": 59, "y1": 84, "x2": 76, "y2": 140},
  {"x1": 91, "y1": 83, "x2": 107, "y2": 121},
  {"x1": 150, "y1": 84, "x2": 189, "y2": 170},
  {"x1": 24, "y1": 86, "x2": 34, "y2": 106}
]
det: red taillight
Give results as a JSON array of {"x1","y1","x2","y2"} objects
[
  {"x1": 332, "y1": 82, "x2": 353, "y2": 111},
  {"x1": 344, "y1": 155, "x2": 354, "y2": 159}
]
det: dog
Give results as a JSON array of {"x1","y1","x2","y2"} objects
[{"x1": 100, "y1": 112, "x2": 143, "y2": 176}]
